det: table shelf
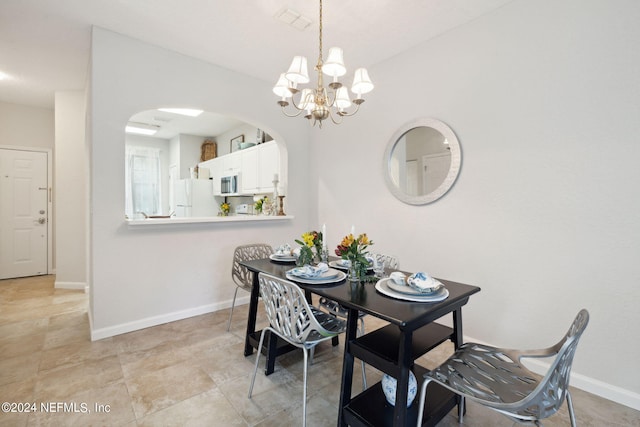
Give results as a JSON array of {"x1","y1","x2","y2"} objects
[
  {"x1": 350, "y1": 322, "x2": 453, "y2": 377},
  {"x1": 247, "y1": 329, "x2": 298, "y2": 374},
  {"x1": 343, "y1": 365, "x2": 457, "y2": 427}
]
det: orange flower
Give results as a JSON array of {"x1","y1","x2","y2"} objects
[{"x1": 340, "y1": 234, "x2": 355, "y2": 247}]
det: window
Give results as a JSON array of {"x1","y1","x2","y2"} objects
[{"x1": 125, "y1": 146, "x2": 162, "y2": 218}]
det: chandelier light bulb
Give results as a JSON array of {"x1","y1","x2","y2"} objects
[
  {"x1": 273, "y1": 73, "x2": 293, "y2": 98},
  {"x1": 351, "y1": 68, "x2": 374, "y2": 96},
  {"x1": 334, "y1": 86, "x2": 351, "y2": 110},
  {"x1": 322, "y1": 47, "x2": 346, "y2": 77},
  {"x1": 285, "y1": 56, "x2": 310, "y2": 84}
]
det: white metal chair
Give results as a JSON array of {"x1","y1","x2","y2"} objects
[
  {"x1": 319, "y1": 253, "x2": 399, "y2": 390},
  {"x1": 416, "y1": 309, "x2": 589, "y2": 427},
  {"x1": 226, "y1": 243, "x2": 273, "y2": 331},
  {"x1": 248, "y1": 273, "x2": 346, "y2": 427}
]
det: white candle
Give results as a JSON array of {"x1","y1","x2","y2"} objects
[
  {"x1": 351, "y1": 225, "x2": 355, "y2": 236},
  {"x1": 322, "y1": 224, "x2": 327, "y2": 249},
  {"x1": 273, "y1": 173, "x2": 279, "y2": 182}
]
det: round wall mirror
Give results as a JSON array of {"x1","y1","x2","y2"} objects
[{"x1": 383, "y1": 118, "x2": 461, "y2": 205}]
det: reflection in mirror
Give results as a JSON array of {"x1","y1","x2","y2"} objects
[
  {"x1": 124, "y1": 109, "x2": 281, "y2": 219},
  {"x1": 384, "y1": 118, "x2": 461, "y2": 205}
]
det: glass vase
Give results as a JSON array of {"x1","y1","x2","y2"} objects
[{"x1": 348, "y1": 260, "x2": 361, "y2": 282}]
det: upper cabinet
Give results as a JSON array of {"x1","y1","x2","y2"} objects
[
  {"x1": 257, "y1": 142, "x2": 279, "y2": 192},
  {"x1": 201, "y1": 141, "x2": 280, "y2": 196}
]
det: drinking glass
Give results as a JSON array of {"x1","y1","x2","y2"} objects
[{"x1": 372, "y1": 253, "x2": 386, "y2": 278}]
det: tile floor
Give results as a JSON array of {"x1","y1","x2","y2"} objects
[{"x1": 1, "y1": 275, "x2": 638, "y2": 426}]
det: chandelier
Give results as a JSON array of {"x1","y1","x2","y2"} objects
[{"x1": 272, "y1": 0, "x2": 374, "y2": 127}]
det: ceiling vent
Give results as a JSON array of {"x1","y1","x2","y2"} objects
[{"x1": 275, "y1": 7, "x2": 312, "y2": 31}]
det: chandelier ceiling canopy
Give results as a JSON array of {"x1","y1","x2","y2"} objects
[{"x1": 273, "y1": 0, "x2": 374, "y2": 128}]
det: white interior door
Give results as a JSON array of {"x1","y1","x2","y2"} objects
[
  {"x1": 422, "y1": 153, "x2": 451, "y2": 194},
  {"x1": 0, "y1": 149, "x2": 48, "y2": 279},
  {"x1": 405, "y1": 159, "x2": 418, "y2": 196}
]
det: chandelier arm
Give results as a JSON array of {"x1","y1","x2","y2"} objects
[
  {"x1": 334, "y1": 101, "x2": 363, "y2": 118},
  {"x1": 324, "y1": 86, "x2": 337, "y2": 108},
  {"x1": 280, "y1": 105, "x2": 307, "y2": 118},
  {"x1": 288, "y1": 91, "x2": 313, "y2": 112},
  {"x1": 328, "y1": 110, "x2": 344, "y2": 125}
]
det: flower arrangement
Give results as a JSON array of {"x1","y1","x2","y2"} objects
[
  {"x1": 294, "y1": 230, "x2": 324, "y2": 266},
  {"x1": 335, "y1": 233, "x2": 374, "y2": 280},
  {"x1": 254, "y1": 196, "x2": 267, "y2": 214},
  {"x1": 219, "y1": 202, "x2": 230, "y2": 216}
]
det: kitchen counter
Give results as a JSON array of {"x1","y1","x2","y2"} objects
[{"x1": 126, "y1": 215, "x2": 294, "y2": 226}]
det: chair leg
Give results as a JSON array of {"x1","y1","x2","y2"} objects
[
  {"x1": 358, "y1": 317, "x2": 367, "y2": 390},
  {"x1": 302, "y1": 346, "x2": 309, "y2": 427},
  {"x1": 360, "y1": 360, "x2": 367, "y2": 390},
  {"x1": 416, "y1": 377, "x2": 432, "y2": 427},
  {"x1": 226, "y1": 287, "x2": 239, "y2": 332},
  {"x1": 458, "y1": 396, "x2": 465, "y2": 424},
  {"x1": 566, "y1": 391, "x2": 577, "y2": 427},
  {"x1": 248, "y1": 328, "x2": 268, "y2": 398}
]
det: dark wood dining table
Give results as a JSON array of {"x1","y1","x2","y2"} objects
[{"x1": 240, "y1": 257, "x2": 481, "y2": 427}]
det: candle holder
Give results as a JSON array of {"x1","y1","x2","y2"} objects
[{"x1": 277, "y1": 195, "x2": 286, "y2": 216}]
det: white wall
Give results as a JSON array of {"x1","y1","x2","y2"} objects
[
  {"x1": 177, "y1": 134, "x2": 205, "y2": 179},
  {"x1": 54, "y1": 91, "x2": 87, "y2": 289},
  {"x1": 217, "y1": 123, "x2": 270, "y2": 156},
  {"x1": 89, "y1": 27, "x2": 310, "y2": 339},
  {"x1": 311, "y1": 0, "x2": 640, "y2": 409},
  {"x1": 0, "y1": 101, "x2": 56, "y2": 271},
  {"x1": 0, "y1": 102, "x2": 54, "y2": 150}
]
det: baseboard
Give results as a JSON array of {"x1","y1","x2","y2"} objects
[
  {"x1": 54, "y1": 280, "x2": 88, "y2": 292},
  {"x1": 525, "y1": 358, "x2": 640, "y2": 411},
  {"x1": 465, "y1": 334, "x2": 640, "y2": 411},
  {"x1": 89, "y1": 294, "x2": 250, "y2": 341}
]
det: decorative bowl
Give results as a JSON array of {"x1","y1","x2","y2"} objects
[{"x1": 381, "y1": 371, "x2": 418, "y2": 407}]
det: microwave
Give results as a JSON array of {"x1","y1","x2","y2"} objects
[{"x1": 221, "y1": 174, "x2": 239, "y2": 194}]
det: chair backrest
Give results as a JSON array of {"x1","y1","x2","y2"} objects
[
  {"x1": 518, "y1": 309, "x2": 589, "y2": 419},
  {"x1": 258, "y1": 273, "x2": 342, "y2": 344},
  {"x1": 232, "y1": 244, "x2": 273, "y2": 288}
]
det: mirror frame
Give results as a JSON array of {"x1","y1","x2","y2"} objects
[{"x1": 383, "y1": 118, "x2": 461, "y2": 205}]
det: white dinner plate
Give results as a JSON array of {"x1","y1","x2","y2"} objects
[
  {"x1": 270, "y1": 254, "x2": 296, "y2": 262},
  {"x1": 286, "y1": 269, "x2": 347, "y2": 285},
  {"x1": 375, "y1": 278, "x2": 449, "y2": 302}
]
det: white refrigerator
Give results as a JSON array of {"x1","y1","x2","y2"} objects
[{"x1": 174, "y1": 179, "x2": 217, "y2": 217}]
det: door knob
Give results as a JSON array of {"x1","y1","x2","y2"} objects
[{"x1": 38, "y1": 217, "x2": 46, "y2": 224}]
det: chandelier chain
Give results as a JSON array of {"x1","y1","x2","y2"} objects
[{"x1": 318, "y1": 0, "x2": 323, "y2": 68}]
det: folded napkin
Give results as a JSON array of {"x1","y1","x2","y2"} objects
[
  {"x1": 289, "y1": 263, "x2": 329, "y2": 278},
  {"x1": 274, "y1": 243, "x2": 292, "y2": 256},
  {"x1": 407, "y1": 272, "x2": 443, "y2": 293}
]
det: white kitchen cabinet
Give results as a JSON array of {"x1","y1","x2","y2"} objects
[
  {"x1": 200, "y1": 141, "x2": 280, "y2": 196},
  {"x1": 257, "y1": 141, "x2": 280, "y2": 193},
  {"x1": 241, "y1": 146, "x2": 259, "y2": 194},
  {"x1": 199, "y1": 157, "x2": 222, "y2": 195},
  {"x1": 222, "y1": 151, "x2": 241, "y2": 173}
]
